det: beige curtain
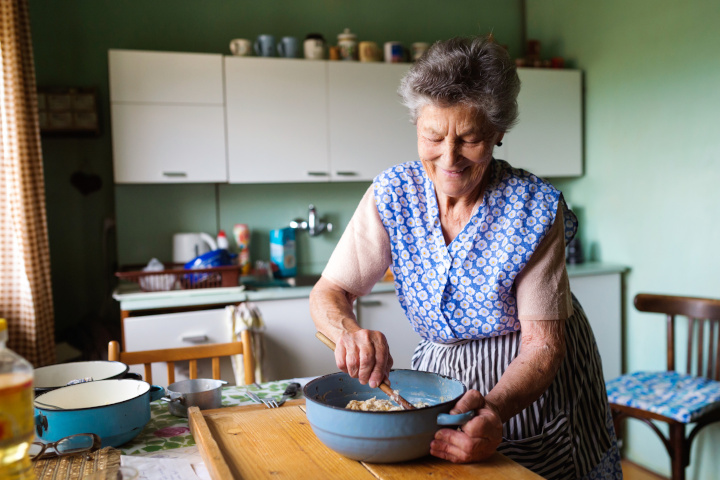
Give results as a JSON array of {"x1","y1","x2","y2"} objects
[{"x1": 0, "y1": 0, "x2": 56, "y2": 366}]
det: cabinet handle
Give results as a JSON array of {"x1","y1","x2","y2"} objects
[
  {"x1": 335, "y1": 171, "x2": 358, "y2": 177},
  {"x1": 359, "y1": 300, "x2": 382, "y2": 307},
  {"x1": 307, "y1": 171, "x2": 329, "y2": 177},
  {"x1": 163, "y1": 171, "x2": 188, "y2": 178},
  {"x1": 182, "y1": 334, "x2": 208, "y2": 343}
]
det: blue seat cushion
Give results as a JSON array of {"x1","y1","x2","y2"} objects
[{"x1": 606, "y1": 371, "x2": 720, "y2": 423}]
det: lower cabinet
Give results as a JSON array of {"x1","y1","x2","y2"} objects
[
  {"x1": 120, "y1": 269, "x2": 622, "y2": 385},
  {"x1": 122, "y1": 308, "x2": 235, "y2": 386},
  {"x1": 568, "y1": 271, "x2": 624, "y2": 381},
  {"x1": 254, "y1": 297, "x2": 338, "y2": 381}
]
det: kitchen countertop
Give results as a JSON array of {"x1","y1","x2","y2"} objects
[{"x1": 113, "y1": 262, "x2": 628, "y2": 312}]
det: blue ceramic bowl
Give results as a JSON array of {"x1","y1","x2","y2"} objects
[
  {"x1": 184, "y1": 249, "x2": 235, "y2": 285},
  {"x1": 303, "y1": 370, "x2": 473, "y2": 463},
  {"x1": 184, "y1": 249, "x2": 234, "y2": 269}
]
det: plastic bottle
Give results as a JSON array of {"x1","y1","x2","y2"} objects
[
  {"x1": 216, "y1": 230, "x2": 229, "y2": 250},
  {"x1": 0, "y1": 318, "x2": 35, "y2": 480}
]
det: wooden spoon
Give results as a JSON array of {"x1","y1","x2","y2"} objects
[{"x1": 315, "y1": 331, "x2": 416, "y2": 410}]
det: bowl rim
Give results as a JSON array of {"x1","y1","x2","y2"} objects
[{"x1": 302, "y1": 369, "x2": 467, "y2": 414}]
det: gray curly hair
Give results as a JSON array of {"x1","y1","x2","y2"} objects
[{"x1": 398, "y1": 35, "x2": 520, "y2": 132}]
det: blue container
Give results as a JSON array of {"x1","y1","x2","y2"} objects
[
  {"x1": 303, "y1": 370, "x2": 473, "y2": 463},
  {"x1": 34, "y1": 379, "x2": 165, "y2": 447},
  {"x1": 269, "y1": 228, "x2": 297, "y2": 278}
]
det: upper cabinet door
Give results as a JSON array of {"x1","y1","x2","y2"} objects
[
  {"x1": 328, "y1": 63, "x2": 418, "y2": 182},
  {"x1": 109, "y1": 50, "x2": 227, "y2": 183},
  {"x1": 225, "y1": 57, "x2": 329, "y2": 183},
  {"x1": 111, "y1": 104, "x2": 227, "y2": 183},
  {"x1": 501, "y1": 68, "x2": 583, "y2": 177},
  {"x1": 109, "y1": 50, "x2": 224, "y2": 104}
]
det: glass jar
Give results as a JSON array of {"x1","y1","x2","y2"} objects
[{"x1": 0, "y1": 318, "x2": 35, "y2": 480}]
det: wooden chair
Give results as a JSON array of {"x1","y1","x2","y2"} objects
[
  {"x1": 108, "y1": 329, "x2": 255, "y2": 386},
  {"x1": 606, "y1": 293, "x2": 720, "y2": 480}
]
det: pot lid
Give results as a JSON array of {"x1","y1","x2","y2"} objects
[{"x1": 34, "y1": 361, "x2": 128, "y2": 389}]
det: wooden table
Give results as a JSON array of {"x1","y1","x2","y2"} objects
[{"x1": 189, "y1": 400, "x2": 542, "y2": 480}]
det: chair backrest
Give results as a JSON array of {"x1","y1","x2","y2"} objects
[
  {"x1": 635, "y1": 293, "x2": 720, "y2": 380},
  {"x1": 108, "y1": 329, "x2": 255, "y2": 386}
]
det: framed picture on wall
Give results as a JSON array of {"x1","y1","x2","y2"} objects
[{"x1": 37, "y1": 87, "x2": 100, "y2": 136}]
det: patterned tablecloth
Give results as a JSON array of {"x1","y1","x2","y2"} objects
[{"x1": 119, "y1": 379, "x2": 308, "y2": 456}]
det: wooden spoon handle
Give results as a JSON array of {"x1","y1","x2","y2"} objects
[{"x1": 314, "y1": 331, "x2": 416, "y2": 410}]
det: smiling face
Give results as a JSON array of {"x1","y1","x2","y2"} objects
[{"x1": 417, "y1": 103, "x2": 503, "y2": 204}]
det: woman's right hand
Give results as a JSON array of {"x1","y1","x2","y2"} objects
[{"x1": 335, "y1": 329, "x2": 393, "y2": 389}]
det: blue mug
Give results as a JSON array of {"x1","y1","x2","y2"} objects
[
  {"x1": 254, "y1": 34, "x2": 276, "y2": 57},
  {"x1": 277, "y1": 36, "x2": 300, "y2": 58}
]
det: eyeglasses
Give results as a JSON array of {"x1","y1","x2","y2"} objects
[{"x1": 29, "y1": 433, "x2": 102, "y2": 461}]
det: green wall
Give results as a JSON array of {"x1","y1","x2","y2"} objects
[
  {"x1": 528, "y1": 1, "x2": 720, "y2": 478},
  {"x1": 29, "y1": 0, "x2": 522, "y2": 332}
]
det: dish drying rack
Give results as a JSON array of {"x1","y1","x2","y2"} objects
[{"x1": 115, "y1": 263, "x2": 242, "y2": 292}]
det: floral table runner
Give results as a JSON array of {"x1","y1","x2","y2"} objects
[{"x1": 120, "y1": 380, "x2": 304, "y2": 455}]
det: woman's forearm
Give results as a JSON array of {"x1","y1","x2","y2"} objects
[
  {"x1": 484, "y1": 319, "x2": 565, "y2": 423},
  {"x1": 310, "y1": 276, "x2": 393, "y2": 387},
  {"x1": 309, "y1": 277, "x2": 360, "y2": 341}
]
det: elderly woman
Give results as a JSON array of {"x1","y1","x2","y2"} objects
[{"x1": 310, "y1": 35, "x2": 621, "y2": 479}]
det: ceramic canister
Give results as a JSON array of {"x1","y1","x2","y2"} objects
[{"x1": 337, "y1": 28, "x2": 358, "y2": 61}]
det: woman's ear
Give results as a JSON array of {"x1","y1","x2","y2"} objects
[{"x1": 495, "y1": 132, "x2": 505, "y2": 147}]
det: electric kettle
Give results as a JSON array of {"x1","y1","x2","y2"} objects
[{"x1": 172, "y1": 232, "x2": 217, "y2": 264}]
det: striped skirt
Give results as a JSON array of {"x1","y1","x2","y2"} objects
[{"x1": 411, "y1": 296, "x2": 622, "y2": 479}]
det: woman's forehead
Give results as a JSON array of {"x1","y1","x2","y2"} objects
[{"x1": 418, "y1": 103, "x2": 489, "y2": 132}]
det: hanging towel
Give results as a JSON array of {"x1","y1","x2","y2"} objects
[{"x1": 226, "y1": 302, "x2": 266, "y2": 384}]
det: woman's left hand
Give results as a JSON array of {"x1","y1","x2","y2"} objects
[{"x1": 430, "y1": 390, "x2": 503, "y2": 463}]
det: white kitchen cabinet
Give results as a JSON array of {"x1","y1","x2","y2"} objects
[
  {"x1": 568, "y1": 269, "x2": 624, "y2": 381},
  {"x1": 224, "y1": 59, "x2": 414, "y2": 184},
  {"x1": 254, "y1": 297, "x2": 338, "y2": 380},
  {"x1": 109, "y1": 49, "x2": 227, "y2": 183},
  {"x1": 327, "y1": 63, "x2": 418, "y2": 180},
  {"x1": 225, "y1": 57, "x2": 329, "y2": 183},
  {"x1": 495, "y1": 68, "x2": 582, "y2": 177},
  {"x1": 122, "y1": 308, "x2": 235, "y2": 386},
  {"x1": 357, "y1": 291, "x2": 419, "y2": 370}
]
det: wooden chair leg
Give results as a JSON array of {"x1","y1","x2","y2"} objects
[
  {"x1": 669, "y1": 423, "x2": 686, "y2": 480},
  {"x1": 611, "y1": 409, "x2": 624, "y2": 442}
]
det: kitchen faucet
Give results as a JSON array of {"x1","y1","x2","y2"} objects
[{"x1": 289, "y1": 204, "x2": 333, "y2": 237}]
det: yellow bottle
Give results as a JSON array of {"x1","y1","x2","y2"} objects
[{"x1": 0, "y1": 318, "x2": 35, "y2": 480}]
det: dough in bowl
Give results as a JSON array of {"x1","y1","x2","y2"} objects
[{"x1": 346, "y1": 395, "x2": 429, "y2": 411}]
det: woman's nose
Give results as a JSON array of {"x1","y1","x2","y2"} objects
[{"x1": 440, "y1": 141, "x2": 460, "y2": 164}]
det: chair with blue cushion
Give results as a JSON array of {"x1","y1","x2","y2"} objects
[{"x1": 606, "y1": 293, "x2": 720, "y2": 480}]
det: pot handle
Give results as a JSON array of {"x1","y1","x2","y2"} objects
[
  {"x1": 149, "y1": 385, "x2": 166, "y2": 403},
  {"x1": 437, "y1": 410, "x2": 475, "y2": 426}
]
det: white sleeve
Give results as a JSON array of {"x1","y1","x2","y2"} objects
[{"x1": 321, "y1": 185, "x2": 392, "y2": 296}]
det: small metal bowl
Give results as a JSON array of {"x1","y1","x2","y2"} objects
[{"x1": 164, "y1": 379, "x2": 225, "y2": 417}]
